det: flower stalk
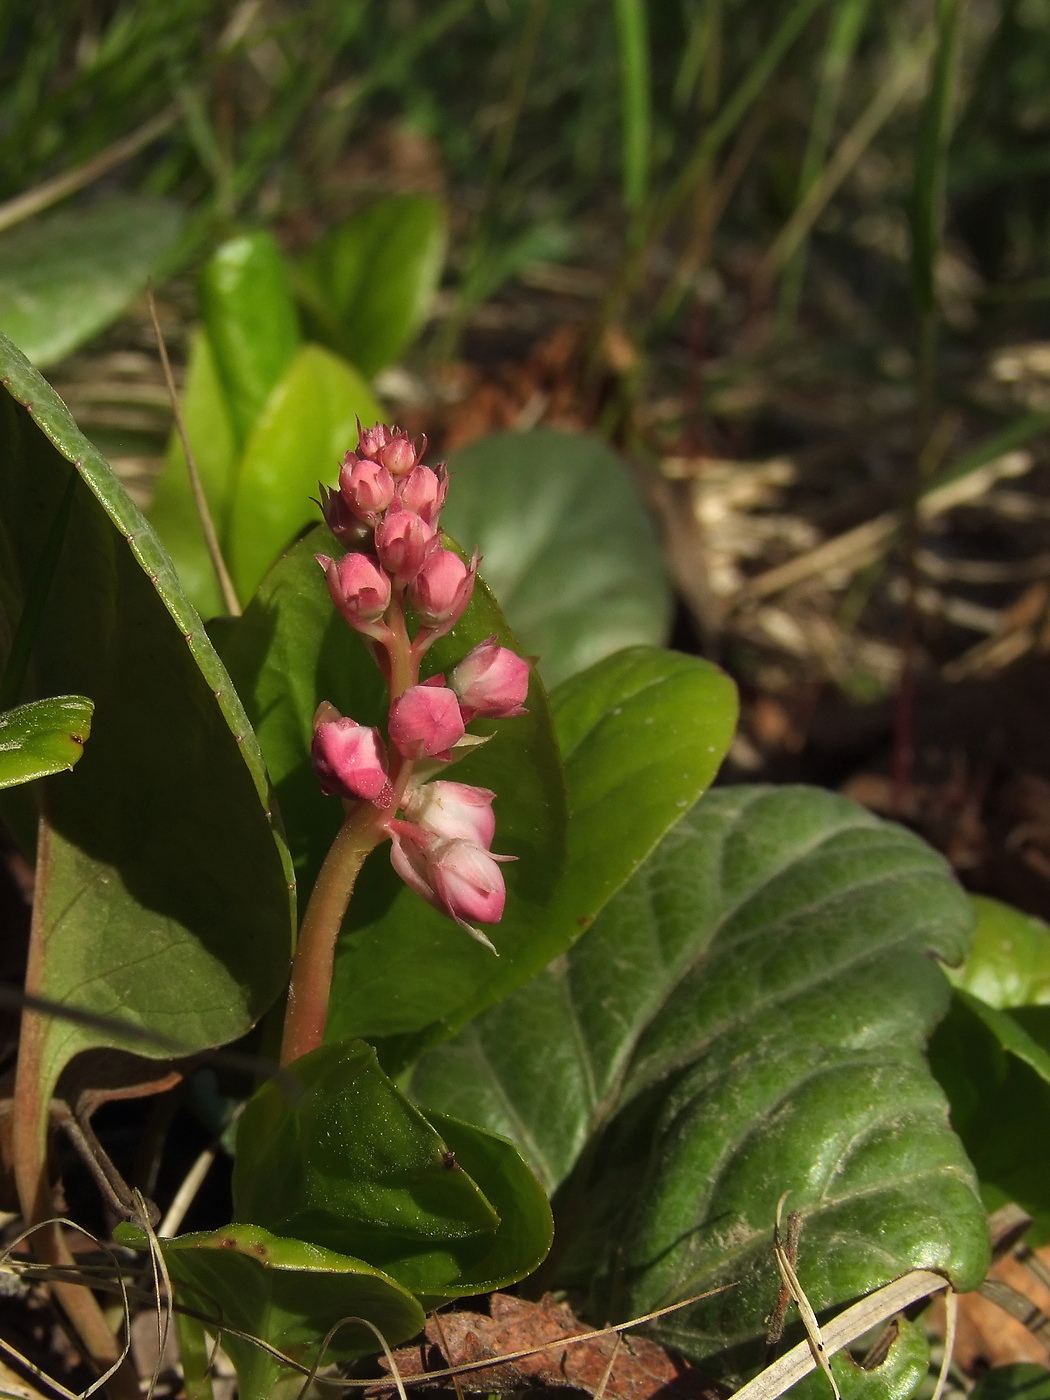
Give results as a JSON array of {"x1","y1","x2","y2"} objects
[{"x1": 280, "y1": 424, "x2": 531, "y2": 1064}]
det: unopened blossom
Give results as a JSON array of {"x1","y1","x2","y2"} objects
[
  {"x1": 317, "y1": 552, "x2": 391, "y2": 631},
  {"x1": 449, "y1": 638, "x2": 529, "y2": 720},
  {"x1": 311, "y1": 714, "x2": 392, "y2": 805},
  {"x1": 374, "y1": 510, "x2": 436, "y2": 582},
  {"x1": 409, "y1": 548, "x2": 475, "y2": 630},
  {"x1": 318, "y1": 483, "x2": 366, "y2": 547},
  {"x1": 388, "y1": 682, "x2": 465, "y2": 760},
  {"x1": 377, "y1": 431, "x2": 419, "y2": 477},
  {"x1": 402, "y1": 780, "x2": 496, "y2": 848},
  {"x1": 396, "y1": 464, "x2": 447, "y2": 526},
  {"x1": 357, "y1": 423, "x2": 392, "y2": 460},
  {"x1": 339, "y1": 454, "x2": 394, "y2": 525},
  {"x1": 389, "y1": 832, "x2": 513, "y2": 949}
]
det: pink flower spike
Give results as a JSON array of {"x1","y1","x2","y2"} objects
[
  {"x1": 408, "y1": 548, "x2": 475, "y2": 630},
  {"x1": 396, "y1": 464, "x2": 447, "y2": 526},
  {"x1": 339, "y1": 455, "x2": 394, "y2": 525},
  {"x1": 311, "y1": 712, "x2": 392, "y2": 806},
  {"x1": 449, "y1": 637, "x2": 530, "y2": 720},
  {"x1": 318, "y1": 552, "x2": 392, "y2": 634},
  {"x1": 388, "y1": 683, "x2": 465, "y2": 760},
  {"x1": 374, "y1": 509, "x2": 436, "y2": 582},
  {"x1": 402, "y1": 780, "x2": 496, "y2": 847}
]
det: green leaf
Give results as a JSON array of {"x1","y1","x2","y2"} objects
[
  {"x1": 147, "y1": 328, "x2": 238, "y2": 620},
  {"x1": 411, "y1": 785, "x2": 989, "y2": 1380},
  {"x1": 233, "y1": 1042, "x2": 551, "y2": 1299},
  {"x1": 0, "y1": 334, "x2": 294, "y2": 1119},
  {"x1": 225, "y1": 344, "x2": 384, "y2": 602},
  {"x1": 218, "y1": 524, "x2": 567, "y2": 1047},
  {"x1": 970, "y1": 1366, "x2": 1050, "y2": 1400},
  {"x1": 0, "y1": 196, "x2": 184, "y2": 367},
  {"x1": 116, "y1": 1221, "x2": 424, "y2": 1400},
  {"x1": 199, "y1": 231, "x2": 301, "y2": 444},
  {"x1": 0, "y1": 695, "x2": 93, "y2": 788},
  {"x1": 440, "y1": 429, "x2": 672, "y2": 687},
  {"x1": 946, "y1": 895, "x2": 1050, "y2": 1007},
  {"x1": 929, "y1": 994, "x2": 1050, "y2": 1242},
  {"x1": 296, "y1": 195, "x2": 447, "y2": 376}
]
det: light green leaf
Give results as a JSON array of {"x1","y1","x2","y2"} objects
[
  {"x1": 0, "y1": 333, "x2": 294, "y2": 1132},
  {"x1": 0, "y1": 695, "x2": 93, "y2": 789},
  {"x1": 0, "y1": 196, "x2": 184, "y2": 367},
  {"x1": 411, "y1": 785, "x2": 988, "y2": 1381},
  {"x1": 946, "y1": 894, "x2": 1050, "y2": 1007},
  {"x1": 226, "y1": 344, "x2": 383, "y2": 602},
  {"x1": 297, "y1": 194, "x2": 447, "y2": 375},
  {"x1": 198, "y1": 230, "x2": 301, "y2": 444},
  {"x1": 147, "y1": 328, "x2": 238, "y2": 620},
  {"x1": 440, "y1": 429, "x2": 672, "y2": 687},
  {"x1": 116, "y1": 1221, "x2": 424, "y2": 1400}
]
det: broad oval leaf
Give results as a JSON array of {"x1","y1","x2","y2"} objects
[
  {"x1": 199, "y1": 230, "x2": 301, "y2": 444},
  {"x1": 411, "y1": 785, "x2": 989, "y2": 1381},
  {"x1": 147, "y1": 328, "x2": 238, "y2": 619},
  {"x1": 233, "y1": 1041, "x2": 551, "y2": 1299},
  {"x1": 0, "y1": 196, "x2": 184, "y2": 367},
  {"x1": 440, "y1": 429, "x2": 672, "y2": 687},
  {"x1": 296, "y1": 194, "x2": 448, "y2": 375},
  {"x1": 0, "y1": 695, "x2": 93, "y2": 788},
  {"x1": 116, "y1": 1221, "x2": 424, "y2": 1400},
  {"x1": 225, "y1": 344, "x2": 383, "y2": 602},
  {"x1": 0, "y1": 335, "x2": 294, "y2": 1129}
]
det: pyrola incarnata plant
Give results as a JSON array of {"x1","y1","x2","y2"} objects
[{"x1": 311, "y1": 424, "x2": 530, "y2": 948}]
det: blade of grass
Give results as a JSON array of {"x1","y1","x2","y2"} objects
[{"x1": 615, "y1": 0, "x2": 652, "y2": 217}]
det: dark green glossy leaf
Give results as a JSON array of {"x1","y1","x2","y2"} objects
[
  {"x1": 946, "y1": 895, "x2": 1050, "y2": 1007},
  {"x1": 0, "y1": 695, "x2": 93, "y2": 788},
  {"x1": 226, "y1": 344, "x2": 383, "y2": 602},
  {"x1": 0, "y1": 334, "x2": 294, "y2": 1116},
  {"x1": 233, "y1": 1042, "x2": 551, "y2": 1299},
  {"x1": 791, "y1": 1317, "x2": 929, "y2": 1400},
  {"x1": 411, "y1": 785, "x2": 988, "y2": 1381},
  {"x1": 297, "y1": 195, "x2": 447, "y2": 375},
  {"x1": 218, "y1": 525, "x2": 567, "y2": 1047},
  {"x1": 970, "y1": 1366, "x2": 1050, "y2": 1400},
  {"x1": 116, "y1": 1221, "x2": 424, "y2": 1400},
  {"x1": 0, "y1": 196, "x2": 184, "y2": 367},
  {"x1": 441, "y1": 429, "x2": 672, "y2": 687},
  {"x1": 147, "y1": 328, "x2": 238, "y2": 620},
  {"x1": 198, "y1": 231, "x2": 301, "y2": 444}
]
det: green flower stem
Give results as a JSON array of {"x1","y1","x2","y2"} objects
[{"x1": 279, "y1": 804, "x2": 385, "y2": 1065}]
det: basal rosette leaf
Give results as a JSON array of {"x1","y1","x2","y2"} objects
[{"x1": 411, "y1": 785, "x2": 989, "y2": 1388}]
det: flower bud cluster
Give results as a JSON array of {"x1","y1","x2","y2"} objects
[{"x1": 310, "y1": 423, "x2": 531, "y2": 948}]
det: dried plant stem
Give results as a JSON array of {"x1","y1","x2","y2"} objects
[
  {"x1": 280, "y1": 806, "x2": 385, "y2": 1065},
  {"x1": 146, "y1": 284, "x2": 241, "y2": 618}
]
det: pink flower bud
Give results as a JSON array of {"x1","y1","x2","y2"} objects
[
  {"x1": 408, "y1": 548, "x2": 475, "y2": 629},
  {"x1": 357, "y1": 423, "x2": 392, "y2": 459},
  {"x1": 339, "y1": 454, "x2": 394, "y2": 525},
  {"x1": 318, "y1": 484, "x2": 368, "y2": 547},
  {"x1": 317, "y1": 552, "x2": 391, "y2": 631},
  {"x1": 374, "y1": 510, "x2": 436, "y2": 582},
  {"x1": 402, "y1": 780, "x2": 496, "y2": 847},
  {"x1": 377, "y1": 432, "x2": 419, "y2": 477},
  {"x1": 449, "y1": 637, "x2": 530, "y2": 720},
  {"x1": 396, "y1": 464, "x2": 447, "y2": 525},
  {"x1": 389, "y1": 832, "x2": 513, "y2": 950},
  {"x1": 388, "y1": 682, "x2": 465, "y2": 760},
  {"x1": 311, "y1": 713, "x2": 392, "y2": 805}
]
